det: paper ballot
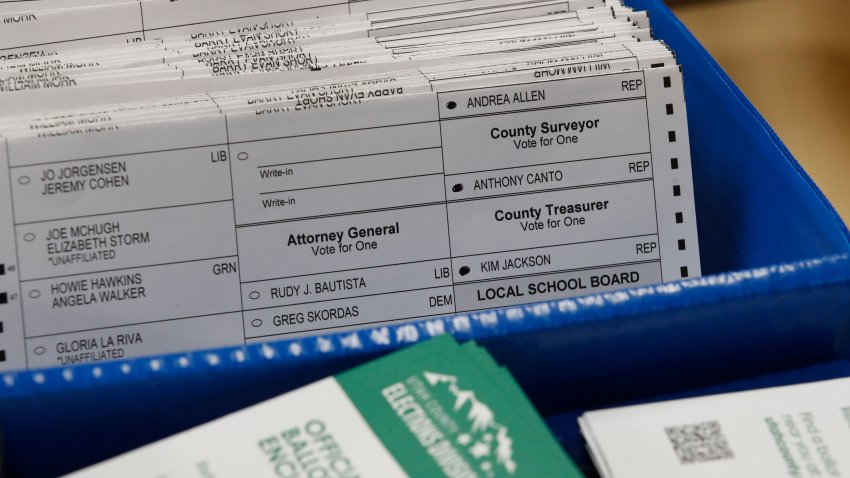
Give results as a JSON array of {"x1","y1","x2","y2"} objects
[
  {"x1": 0, "y1": 0, "x2": 701, "y2": 370},
  {"x1": 581, "y1": 378, "x2": 850, "y2": 478}
]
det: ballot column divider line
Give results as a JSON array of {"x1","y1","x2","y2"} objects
[
  {"x1": 4, "y1": 138, "x2": 28, "y2": 369},
  {"x1": 433, "y1": 87, "x2": 459, "y2": 318},
  {"x1": 222, "y1": 112, "x2": 248, "y2": 345},
  {"x1": 641, "y1": 70, "x2": 664, "y2": 281},
  {"x1": 138, "y1": 1, "x2": 147, "y2": 41}
]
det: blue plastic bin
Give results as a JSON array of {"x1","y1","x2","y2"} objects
[{"x1": 1, "y1": 1, "x2": 849, "y2": 476}]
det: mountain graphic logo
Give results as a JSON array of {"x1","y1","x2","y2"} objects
[{"x1": 423, "y1": 371, "x2": 517, "y2": 475}]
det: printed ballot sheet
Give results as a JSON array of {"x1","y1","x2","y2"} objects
[
  {"x1": 580, "y1": 378, "x2": 850, "y2": 478},
  {"x1": 0, "y1": 0, "x2": 701, "y2": 371}
]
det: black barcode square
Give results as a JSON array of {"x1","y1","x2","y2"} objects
[{"x1": 665, "y1": 421, "x2": 734, "y2": 464}]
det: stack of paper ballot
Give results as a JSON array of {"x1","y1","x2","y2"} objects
[
  {"x1": 65, "y1": 336, "x2": 585, "y2": 477},
  {"x1": 0, "y1": 0, "x2": 702, "y2": 371}
]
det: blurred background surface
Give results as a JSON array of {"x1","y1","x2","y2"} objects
[{"x1": 669, "y1": 0, "x2": 850, "y2": 222}]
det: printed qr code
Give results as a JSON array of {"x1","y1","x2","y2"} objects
[{"x1": 665, "y1": 421, "x2": 734, "y2": 464}]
